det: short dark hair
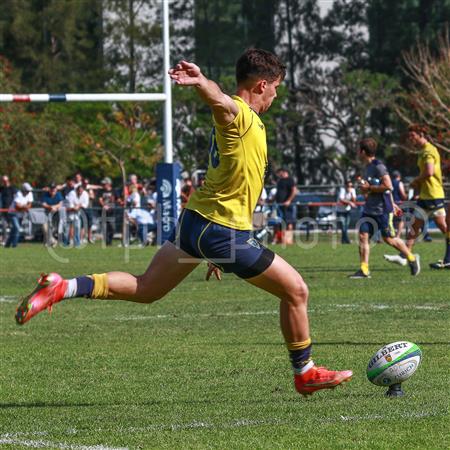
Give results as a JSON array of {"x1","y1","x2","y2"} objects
[
  {"x1": 236, "y1": 48, "x2": 286, "y2": 85},
  {"x1": 408, "y1": 124, "x2": 428, "y2": 136},
  {"x1": 359, "y1": 138, "x2": 378, "y2": 157}
]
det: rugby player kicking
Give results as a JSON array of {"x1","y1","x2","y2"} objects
[{"x1": 15, "y1": 49, "x2": 352, "y2": 396}]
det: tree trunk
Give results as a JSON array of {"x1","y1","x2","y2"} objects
[{"x1": 285, "y1": 0, "x2": 303, "y2": 182}]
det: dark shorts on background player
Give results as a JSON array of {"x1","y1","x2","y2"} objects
[
  {"x1": 278, "y1": 204, "x2": 296, "y2": 225},
  {"x1": 415, "y1": 198, "x2": 446, "y2": 218},
  {"x1": 358, "y1": 212, "x2": 395, "y2": 238},
  {"x1": 168, "y1": 209, "x2": 275, "y2": 279}
]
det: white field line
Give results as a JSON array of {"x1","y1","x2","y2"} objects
[
  {"x1": 2, "y1": 412, "x2": 444, "y2": 443},
  {"x1": 0, "y1": 296, "x2": 17, "y2": 303},
  {"x1": 0, "y1": 418, "x2": 284, "y2": 445},
  {"x1": 115, "y1": 303, "x2": 447, "y2": 321},
  {"x1": 0, "y1": 437, "x2": 127, "y2": 450},
  {"x1": 335, "y1": 410, "x2": 442, "y2": 423}
]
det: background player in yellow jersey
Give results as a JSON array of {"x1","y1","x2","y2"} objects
[
  {"x1": 384, "y1": 124, "x2": 448, "y2": 268},
  {"x1": 15, "y1": 48, "x2": 352, "y2": 396}
]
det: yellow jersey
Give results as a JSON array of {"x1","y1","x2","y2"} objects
[
  {"x1": 417, "y1": 142, "x2": 445, "y2": 200},
  {"x1": 186, "y1": 95, "x2": 267, "y2": 230}
]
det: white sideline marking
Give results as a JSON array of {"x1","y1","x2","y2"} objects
[
  {"x1": 115, "y1": 310, "x2": 279, "y2": 321},
  {"x1": 0, "y1": 418, "x2": 284, "y2": 445},
  {"x1": 0, "y1": 437, "x2": 127, "y2": 450},
  {"x1": 337, "y1": 411, "x2": 440, "y2": 422},
  {"x1": 0, "y1": 296, "x2": 17, "y2": 303},
  {"x1": 115, "y1": 303, "x2": 447, "y2": 321}
]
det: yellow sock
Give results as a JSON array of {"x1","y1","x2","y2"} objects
[
  {"x1": 89, "y1": 273, "x2": 109, "y2": 299},
  {"x1": 446, "y1": 232, "x2": 450, "y2": 239},
  {"x1": 406, "y1": 253, "x2": 416, "y2": 262},
  {"x1": 361, "y1": 262, "x2": 369, "y2": 275},
  {"x1": 287, "y1": 338, "x2": 311, "y2": 351}
]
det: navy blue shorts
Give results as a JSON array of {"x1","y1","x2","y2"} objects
[
  {"x1": 278, "y1": 204, "x2": 296, "y2": 224},
  {"x1": 358, "y1": 212, "x2": 395, "y2": 238},
  {"x1": 168, "y1": 209, "x2": 275, "y2": 279}
]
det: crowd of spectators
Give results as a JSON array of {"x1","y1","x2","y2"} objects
[
  {"x1": 1, "y1": 168, "x2": 428, "y2": 248},
  {"x1": 0, "y1": 172, "x2": 168, "y2": 248}
]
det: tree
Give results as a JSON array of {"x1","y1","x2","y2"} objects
[
  {"x1": 300, "y1": 67, "x2": 398, "y2": 181},
  {"x1": 367, "y1": 0, "x2": 450, "y2": 77},
  {"x1": 84, "y1": 103, "x2": 161, "y2": 244},
  {"x1": 0, "y1": 57, "x2": 78, "y2": 184},
  {"x1": 0, "y1": 0, "x2": 104, "y2": 91},
  {"x1": 395, "y1": 28, "x2": 450, "y2": 154},
  {"x1": 194, "y1": 0, "x2": 277, "y2": 80},
  {"x1": 321, "y1": 0, "x2": 369, "y2": 69},
  {"x1": 274, "y1": 0, "x2": 324, "y2": 182}
]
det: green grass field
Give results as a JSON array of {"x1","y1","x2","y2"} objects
[{"x1": 1, "y1": 239, "x2": 449, "y2": 449}]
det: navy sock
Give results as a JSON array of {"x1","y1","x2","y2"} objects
[
  {"x1": 75, "y1": 276, "x2": 95, "y2": 298},
  {"x1": 289, "y1": 345, "x2": 312, "y2": 372}
]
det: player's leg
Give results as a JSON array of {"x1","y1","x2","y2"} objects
[
  {"x1": 15, "y1": 241, "x2": 200, "y2": 324},
  {"x1": 406, "y1": 215, "x2": 423, "y2": 252},
  {"x1": 432, "y1": 212, "x2": 447, "y2": 235},
  {"x1": 381, "y1": 213, "x2": 420, "y2": 276},
  {"x1": 385, "y1": 213, "x2": 423, "y2": 266},
  {"x1": 349, "y1": 230, "x2": 371, "y2": 278},
  {"x1": 246, "y1": 255, "x2": 352, "y2": 396},
  {"x1": 247, "y1": 254, "x2": 309, "y2": 343},
  {"x1": 430, "y1": 205, "x2": 450, "y2": 269},
  {"x1": 383, "y1": 236, "x2": 420, "y2": 276}
]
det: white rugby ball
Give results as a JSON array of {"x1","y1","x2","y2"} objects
[{"x1": 367, "y1": 341, "x2": 422, "y2": 386}]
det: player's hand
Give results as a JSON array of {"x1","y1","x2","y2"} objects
[
  {"x1": 206, "y1": 262, "x2": 222, "y2": 281},
  {"x1": 168, "y1": 61, "x2": 203, "y2": 86},
  {"x1": 393, "y1": 204, "x2": 403, "y2": 217},
  {"x1": 359, "y1": 180, "x2": 370, "y2": 193}
]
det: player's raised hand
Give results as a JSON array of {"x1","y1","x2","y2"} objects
[
  {"x1": 205, "y1": 262, "x2": 222, "y2": 281},
  {"x1": 168, "y1": 61, "x2": 203, "y2": 85}
]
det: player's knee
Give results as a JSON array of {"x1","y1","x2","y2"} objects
[{"x1": 289, "y1": 278, "x2": 309, "y2": 306}]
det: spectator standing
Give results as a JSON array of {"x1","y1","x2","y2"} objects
[
  {"x1": 73, "y1": 172, "x2": 84, "y2": 188},
  {"x1": 5, "y1": 182, "x2": 33, "y2": 248},
  {"x1": 99, "y1": 177, "x2": 116, "y2": 246},
  {"x1": 81, "y1": 178, "x2": 99, "y2": 244},
  {"x1": 274, "y1": 168, "x2": 297, "y2": 245},
  {"x1": 65, "y1": 185, "x2": 87, "y2": 247},
  {"x1": 1, "y1": 176, "x2": 16, "y2": 243},
  {"x1": 127, "y1": 184, "x2": 141, "y2": 208},
  {"x1": 337, "y1": 180, "x2": 357, "y2": 244},
  {"x1": 42, "y1": 183, "x2": 63, "y2": 246}
]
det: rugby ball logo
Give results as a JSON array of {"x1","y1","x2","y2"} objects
[{"x1": 367, "y1": 341, "x2": 422, "y2": 386}]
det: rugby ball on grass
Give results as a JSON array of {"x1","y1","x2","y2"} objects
[{"x1": 367, "y1": 341, "x2": 422, "y2": 386}]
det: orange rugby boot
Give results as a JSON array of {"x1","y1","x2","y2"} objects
[
  {"x1": 15, "y1": 273, "x2": 67, "y2": 325},
  {"x1": 294, "y1": 365, "x2": 353, "y2": 396}
]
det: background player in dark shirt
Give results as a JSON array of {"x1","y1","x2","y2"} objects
[{"x1": 274, "y1": 168, "x2": 297, "y2": 245}]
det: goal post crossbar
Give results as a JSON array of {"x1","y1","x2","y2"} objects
[{"x1": 0, "y1": 93, "x2": 167, "y2": 102}]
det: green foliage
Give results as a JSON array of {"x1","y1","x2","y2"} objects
[
  {"x1": 301, "y1": 67, "x2": 399, "y2": 181},
  {"x1": 0, "y1": 57, "x2": 78, "y2": 184},
  {"x1": 194, "y1": 0, "x2": 278, "y2": 80},
  {"x1": 394, "y1": 28, "x2": 450, "y2": 155},
  {"x1": 0, "y1": 241, "x2": 449, "y2": 448},
  {"x1": 0, "y1": 0, "x2": 104, "y2": 91},
  {"x1": 367, "y1": 0, "x2": 450, "y2": 77},
  {"x1": 83, "y1": 103, "x2": 162, "y2": 182}
]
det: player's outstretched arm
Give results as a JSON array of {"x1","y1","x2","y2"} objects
[{"x1": 169, "y1": 60, "x2": 238, "y2": 126}]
